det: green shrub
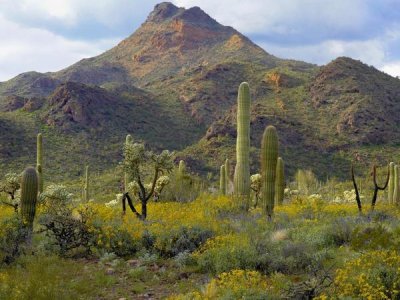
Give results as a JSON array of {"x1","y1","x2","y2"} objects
[
  {"x1": 351, "y1": 223, "x2": 395, "y2": 251},
  {"x1": 196, "y1": 236, "x2": 258, "y2": 275},
  {"x1": 156, "y1": 226, "x2": 213, "y2": 257},
  {"x1": 0, "y1": 215, "x2": 27, "y2": 264}
]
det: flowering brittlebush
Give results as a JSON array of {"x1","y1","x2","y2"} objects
[
  {"x1": 167, "y1": 269, "x2": 269, "y2": 299},
  {"x1": 334, "y1": 250, "x2": 400, "y2": 299}
]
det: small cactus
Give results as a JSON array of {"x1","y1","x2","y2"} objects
[
  {"x1": 225, "y1": 159, "x2": 230, "y2": 194},
  {"x1": 261, "y1": 126, "x2": 279, "y2": 218},
  {"x1": 37, "y1": 133, "x2": 43, "y2": 193},
  {"x1": 388, "y1": 162, "x2": 395, "y2": 204},
  {"x1": 178, "y1": 160, "x2": 186, "y2": 177},
  {"x1": 220, "y1": 165, "x2": 226, "y2": 195},
  {"x1": 275, "y1": 157, "x2": 285, "y2": 205},
  {"x1": 83, "y1": 165, "x2": 89, "y2": 202},
  {"x1": 394, "y1": 165, "x2": 399, "y2": 205},
  {"x1": 234, "y1": 82, "x2": 251, "y2": 210},
  {"x1": 20, "y1": 167, "x2": 38, "y2": 230},
  {"x1": 124, "y1": 135, "x2": 133, "y2": 192}
]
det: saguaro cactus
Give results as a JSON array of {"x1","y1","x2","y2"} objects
[
  {"x1": 275, "y1": 157, "x2": 285, "y2": 205},
  {"x1": 234, "y1": 82, "x2": 251, "y2": 210},
  {"x1": 20, "y1": 167, "x2": 38, "y2": 230},
  {"x1": 83, "y1": 165, "x2": 89, "y2": 202},
  {"x1": 261, "y1": 126, "x2": 279, "y2": 218},
  {"x1": 225, "y1": 159, "x2": 230, "y2": 193},
  {"x1": 394, "y1": 165, "x2": 399, "y2": 205},
  {"x1": 388, "y1": 162, "x2": 395, "y2": 204},
  {"x1": 178, "y1": 160, "x2": 186, "y2": 177},
  {"x1": 37, "y1": 133, "x2": 43, "y2": 193},
  {"x1": 220, "y1": 165, "x2": 226, "y2": 195},
  {"x1": 124, "y1": 135, "x2": 133, "y2": 192}
]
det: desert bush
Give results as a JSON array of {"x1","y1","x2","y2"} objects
[
  {"x1": 159, "y1": 167, "x2": 205, "y2": 202},
  {"x1": 334, "y1": 250, "x2": 400, "y2": 299},
  {"x1": 195, "y1": 234, "x2": 258, "y2": 274},
  {"x1": 255, "y1": 239, "x2": 315, "y2": 275},
  {"x1": 0, "y1": 255, "x2": 114, "y2": 299},
  {"x1": 350, "y1": 223, "x2": 396, "y2": 251},
  {"x1": 0, "y1": 214, "x2": 28, "y2": 264},
  {"x1": 38, "y1": 185, "x2": 95, "y2": 256},
  {"x1": 155, "y1": 226, "x2": 213, "y2": 257},
  {"x1": 324, "y1": 216, "x2": 359, "y2": 247}
]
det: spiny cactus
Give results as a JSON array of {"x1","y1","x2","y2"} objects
[
  {"x1": 234, "y1": 82, "x2": 251, "y2": 210},
  {"x1": 20, "y1": 167, "x2": 38, "y2": 230},
  {"x1": 225, "y1": 158, "x2": 230, "y2": 194},
  {"x1": 261, "y1": 125, "x2": 279, "y2": 218},
  {"x1": 388, "y1": 162, "x2": 395, "y2": 204},
  {"x1": 178, "y1": 160, "x2": 186, "y2": 177},
  {"x1": 394, "y1": 165, "x2": 399, "y2": 205},
  {"x1": 220, "y1": 165, "x2": 226, "y2": 195},
  {"x1": 83, "y1": 165, "x2": 89, "y2": 202},
  {"x1": 37, "y1": 133, "x2": 43, "y2": 193},
  {"x1": 275, "y1": 157, "x2": 285, "y2": 205},
  {"x1": 124, "y1": 134, "x2": 133, "y2": 192}
]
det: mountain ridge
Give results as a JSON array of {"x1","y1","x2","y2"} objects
[{"x1": 0, "y1": 2, "x2": 399, "y2": 180}]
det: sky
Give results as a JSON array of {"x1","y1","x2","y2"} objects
[{"x1": 1, "y1": 0, "x2": 400, "y2": 81}]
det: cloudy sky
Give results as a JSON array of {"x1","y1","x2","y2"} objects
[{"x1": 1, "y1": 0, "x2": 400, "y2": 81}]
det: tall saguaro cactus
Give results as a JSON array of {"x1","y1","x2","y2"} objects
[
  {"x1": 234, "y1": 82, "x2": 251, "y2": 210},
  {"x1": 275, "y1": 157, "x2": 285, "y2": 205},
  {"x1": 37, "y1": 133, "x2": 43, "y2": 193},
  {"x1": 124, "y1": 134, "x2": 133, "y2": 192},
  {"x1": 388, "y1": 162, "x2": 395, "y2": 204},
  {"x1": 220, "y1": 165, "x2": 226, "y2": 195},
  {"x1": 261, "y1": 126, "x2": 279, "y2": 218},
  {"x1": 20, "y1": 167, "x2": 38, "y2": 230},
  {"x1": 83, "y1": 165, "x2": 89, "y2": 202}
]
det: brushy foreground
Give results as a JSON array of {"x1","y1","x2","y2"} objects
[{"x1": 1, "y1": 195, "x2": 400, "y2": 299}]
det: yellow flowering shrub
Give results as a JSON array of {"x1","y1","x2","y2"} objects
[
  {"x1": 193, "y1": 233, "x2": 259, "y2": 274},
  {"x1": 83, "y1": 195, "x2": 234, "y2": 255},
  {"x1": 0, "y1": 205, "x2": 15, "y2": 220},
  {"x1": 168, "y1": 269, "x2": 270, "y2": 299},
  {"x1": 334, "y1": 250, "x2": 400, "y2": 299}
]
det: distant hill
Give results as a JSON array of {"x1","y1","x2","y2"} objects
[{"x1": 1, "y1": 2, "x2": 399, "y2": 181}]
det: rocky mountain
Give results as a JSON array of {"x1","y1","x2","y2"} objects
[{"x1": 1, "y1": 2, "x2": 400, "y2": 180}]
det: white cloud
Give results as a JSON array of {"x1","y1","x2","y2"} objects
[
  {"x1": 0, "y1": 15, "x2": 118, "y2": 81},
  {"x1": 0, "y1": 0, "x2": 159, "y2": 29},
  {"x1": 1, "y1": 0, "x2": 400, "y2": 81},
  {"x1": 381, "y1": 62, "x2": 400, "y2": 77},
  {"x1": 173, "y1": 0, "x2": 369, "y2": 38},
  {"x1": 259, "y1": 38, "x2": 385, "y2": 66}
]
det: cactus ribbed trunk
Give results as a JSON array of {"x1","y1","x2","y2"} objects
[
  {"x1": 275, "y1": 157, "x2": 285, "y2": 206},
  {"x1": 261, "y1": 126, "x2": 279, "y2": 218},
  {"x1": 37, "y1": 133, "x2": 43, "y2": 193},
  {"x1": 20, "y1": 167, "x2": 38, "y2": 231},
  {"x1": 388, "y1": 162, "x2": 395, "y2": 204},
  {"x1": 124, "y1": 135, "x2": 133, "y2": 192},
  {"x1": 178, "y1": 160, "x2": 186, "y2": 177},
  {"x1": 220, "y1": 165, "x2": 226, "y2": 195},
  {"x1": 225, "y1": 159, "x2": 230, "y2": 194},
  {"x1": 84, "y1": 165, "x2": 89, "y2": 202},
  {"x1": 394, "y1": 165, "x2": 399, "y2": 205},
  {"x1": 234, "y1": 82, "x2": 251, "y2": 210}
]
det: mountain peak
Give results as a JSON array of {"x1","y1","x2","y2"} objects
[
  {"x1": 146, "y1": 2, "x2": 181, "y2": 23},
  {"x1": 146, "y1": 2, "x2": 219, "y2": 27}
]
